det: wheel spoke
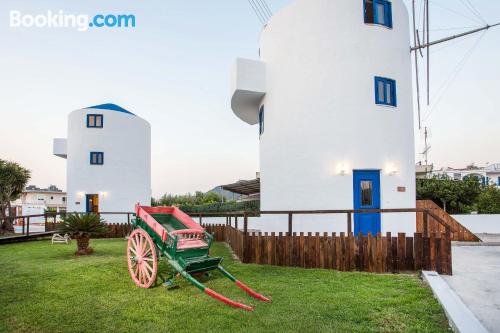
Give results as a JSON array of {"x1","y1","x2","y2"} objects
[
  {"x1": 142, "y1": 264, "x2": 151, "y2": 281},
  {"x1": 138, "y1": 264, "x2": 143, "y2": 283},
  {"x1": 143, "y1": 248, "x2": 152, "y2": 258},
  {"x1": 139, "y1": 236, "x2": 144, "y2": 256},
  {"x1": 143, "y1": 261, "x2": 154, "y2": 273},
  {"x1": 132, "y1": 235, "x2": 140, "y2": 253}
]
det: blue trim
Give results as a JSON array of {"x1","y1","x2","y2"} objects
[
  {"x1": 90, "y1": 152, "x2": 104, "y2": 165},
  {"x1": 259, "y1": 105, "x2": 265, "y2": 136},
  {"x1": 353, "y1": 170, "x2": 381, "y2": 236},
  {"x1": 85, "y1": 103, "x2": 135, "y2": 116},
  {"x1": 498, "y1": 177, "x2": 500, "y2": 186},
  {"x1": 364, "y1": 0, "x2": 393, "y2": 28},
  {"x1": 86, "y1": 114, "x2": 104, "y2": 128},
  {"x1": 375, "y1": 76, "x2": 397, "y2": 107}
]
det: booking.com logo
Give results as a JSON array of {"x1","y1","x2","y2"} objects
[{"x1": 9, "y1": 10, "x2": 136, "y2": 31}]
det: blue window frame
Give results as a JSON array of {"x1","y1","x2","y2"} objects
[
  {"x1": 364, "y1": 0, "x2": 393, "y2": 28},
  {"x1": 90, "y1": 152, "x2": 104, "y2": 165},
  {"x1": 259, "y1": 105, "x2": 265, "y2": 136},
  {"x1": 498, "y1": 177, "x2": 500, "y2": 186},
  {"x1": 375, "y1": 77, "x2": 397, "y2": 107},
  {"x1": 87, "y1": 114, "x2": 103, "y2": 128}
]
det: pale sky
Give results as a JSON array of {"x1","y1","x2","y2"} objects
[{"x1": 0, "y1": 0, "x2": 499, "y2": 197}]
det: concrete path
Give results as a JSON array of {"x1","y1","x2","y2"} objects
[{"x1": 443, "y1": 246, "x2": 500, "y2": 333}]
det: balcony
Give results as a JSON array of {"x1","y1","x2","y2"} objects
[
  {"x1": 230, "y1": 58, "x2": 266, "y2": 125},
  {"x1": 53, "y1": 138, "x2": 67, "y2": 158}
]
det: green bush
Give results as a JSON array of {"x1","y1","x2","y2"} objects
[
  {"x1": 477, "y1": 186, "x2": 500, "y2": 214},
  {"x1": 180, "y1": 200, "x2": 260, "y2": 213},
  {"x1": 416, "y1": 176, "x2": 482, "y2": 214}
]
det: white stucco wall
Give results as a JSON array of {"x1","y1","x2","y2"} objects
[
  {"x1": 231, "y1": 0, "x2": 416, "y2": 234},
  {"x1": 452, "y1": 215, "x2": 500, "y2": 234},
  {"x1": 65, "y1": 107, "x2": 151, "y2": 218}
]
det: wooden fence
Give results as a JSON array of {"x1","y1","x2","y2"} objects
[
  {"x1": 203, "y1": 224, "x2": 452, "y2": 275},
  {"x1": 416, "y1": 200, "x2": 481, "y2": 242},
  {"x1": 45, "y1": 222, "x2": 132, "y2": 239}
]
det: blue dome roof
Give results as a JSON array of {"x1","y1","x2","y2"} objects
[{"x1": 85, "y1": 103, "x2": 135, "y2": 116}]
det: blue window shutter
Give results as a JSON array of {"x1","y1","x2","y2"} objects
[
  {"x1": 390, "y1": 79, "x2": 397, "y2": 106},
  {"x1": 386, "y1": 1, "x2": 393, "y2": 28},
  {"x1": 368, "y1": 0, "x2": 392, "y2": 28},
  {"x1": 259, "y1": 106, "x2": 265, "y2": 136}
]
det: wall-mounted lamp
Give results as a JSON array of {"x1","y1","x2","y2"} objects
[
  {"x1": 77, "y1": 192, "x2": 85, "y2": 198},
  {"x1": 386, "y1": 164, "x2": 398, "y2": 176},
  {"x1": 338, "y1": 163, "x2": 349, "y2": 176},
  {"x1": 100, "y1": 192, "x2": 108, "y2": 198}
]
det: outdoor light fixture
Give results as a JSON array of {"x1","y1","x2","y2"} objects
[
  {"x1": 100, "y1": 191, "x2": 108, "y2": 197},
  {"x1": 77, "y1": 191, "x2": 85, "y2": 198},
  {"x1": 338, "y1": 163, "x2": 349, "y2": 176},
  {"x1": 386, "y1": 164, "x2": 398, "y2": 176}
]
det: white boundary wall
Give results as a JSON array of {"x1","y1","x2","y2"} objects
[{"x1": 452, "y1": 215, "x2": 500, "y2": 234}]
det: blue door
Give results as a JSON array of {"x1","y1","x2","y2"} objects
[
  {"x1": 353, "y1": 170, "x2": 381, "y2": 236},
  {"x1": 85, "y1": 194, "x2": 99, "y2": 213}
]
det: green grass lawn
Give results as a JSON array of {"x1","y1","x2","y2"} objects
[{"x1": 0, "y1": 239, "x2": 449, "y2": 333}]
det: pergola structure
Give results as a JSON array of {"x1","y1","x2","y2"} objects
[{"x1": 221, "y1": 179, "x2": 260, "y2": 196}]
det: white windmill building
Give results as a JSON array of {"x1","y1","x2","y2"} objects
[
  {"x1": 53, "y1": 103, "x2": 151, "y2": 220},
  {"x1": 231, "y1": 0, "x2": 416, "y2": 234}
]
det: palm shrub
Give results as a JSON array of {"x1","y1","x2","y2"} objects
[{"x1": 57, "y1": 213, "x2": 108, "y2": 255}]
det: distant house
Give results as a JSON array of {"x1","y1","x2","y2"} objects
[
  {"x1": 53, "y1": 103, "x2": 151, "y2": 217},
  {"x1": 432, "y1": 164, "x2": 500, "y2": 186},
  {"x1": 11, "y1": 185, "x2": 67, "y2": 223},
  {"x1": 415, "y1": 164, "x2": 433, "y2": 179}
]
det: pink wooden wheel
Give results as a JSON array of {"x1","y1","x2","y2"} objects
[{"x1": 127, "y1": 228, "x2": 158, "y2": 288}]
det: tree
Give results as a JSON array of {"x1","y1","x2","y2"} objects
[
  {"x1": 416, "y1": 176, "x2": 482, "y2": 213},
  {"x1": 477, "y1": 186, "x2": 500, "y2": 214},
  {"x1": 0, "y1": 160, "x2": 31, "y2": 235},
  {"x1": 57, "y1": 213, "x2": 108, "y2": 255}
]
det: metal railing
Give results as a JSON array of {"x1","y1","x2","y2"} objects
[{"x1": 0, "y1": 212, "x2": 134, "y2": 237}]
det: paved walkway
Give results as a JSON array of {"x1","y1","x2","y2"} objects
[{"x1": 443, "y1": 245, "x2": 500, "y2": 333}]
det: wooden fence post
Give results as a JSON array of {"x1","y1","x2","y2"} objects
[
  {"x1": 44, "y1": 213, "x2": 48, "y2": 232},
  {"x1": 347, "y1": 212, "x2": 352, "y2": 234},
  {"x1": 288, "y1": 213, "x2": 293, "y2": 236},
  {"x1": 235, "y1": 215, "x2": 238, "y2": 230},
  {"x1": 244, "y1": 213, "x2": 248, "y2": 235},
  {"x1": 26, "y1": 216, "x2": 30, "y2": 236},
  {"x1": 423, "y1": 211, "x2": 429, "y2": 237}
]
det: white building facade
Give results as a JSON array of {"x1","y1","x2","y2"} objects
[
  {"x1": 54, "y1": 104, "x2": 151, "y2": 218},
  {"x1": 231, "y1": 0, "x2": 416, "y2": 234}
]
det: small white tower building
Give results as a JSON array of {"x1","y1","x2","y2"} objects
[
  {"x1": 231, "y1": 0, "x2": 416, "y2": 234},
  {"x1": 53, "y1": 104, "x2": 151, "y2": 218}
]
